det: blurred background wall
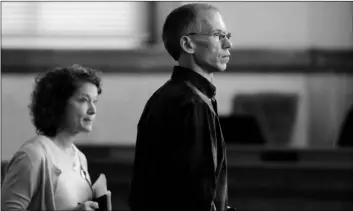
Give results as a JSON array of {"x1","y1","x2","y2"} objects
[
  {"x1": 1, "y1": 2, "x2": 353, "y2": 210},
  {"x1": 2, "y1": 1, "x2": 353, "y2": 159}
]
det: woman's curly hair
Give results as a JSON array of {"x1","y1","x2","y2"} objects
[{"x1": 29, "y1": 64, "x2": 102, "y2": 137}]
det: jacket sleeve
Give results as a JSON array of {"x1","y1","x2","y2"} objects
[
  {"x1": 1, "y1": 150, "x2": 41, "y2": 210},
  {"x1": 177, "y1": 100, "x2": 217, "y2": 211}
]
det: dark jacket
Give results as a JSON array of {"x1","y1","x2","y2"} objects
[
  {"x1": 338, "y1": 105, "x2": 353, "y2": 147},
  {"x1": 129, "y1": 66, "x2": 228, "y2": 211}
]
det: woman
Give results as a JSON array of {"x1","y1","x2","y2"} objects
[{"x1": 1, "y1": 64, "x2": 108, "y2": 210}]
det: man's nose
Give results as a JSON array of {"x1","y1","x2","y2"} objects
[{"x1": 223, "y1": 37, "x2": 232, "y2": 49}]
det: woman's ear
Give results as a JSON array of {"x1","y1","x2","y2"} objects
[{"x1": 180, "y1": 36, "x2": 195, "y2": 54}]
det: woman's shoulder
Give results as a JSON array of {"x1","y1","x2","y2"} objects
[{"x1": 16, "y1": 135, "x2": 52, "y2": 164}]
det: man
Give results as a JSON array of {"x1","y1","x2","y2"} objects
[
  {"x1": 129, "y1": 3, "x2": 234, "y2": 211},
  {"x1": 338, "y1": 105, "x2": 353, "y2": 147}
]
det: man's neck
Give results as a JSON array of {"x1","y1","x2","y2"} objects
[{"x1": 178, "y1": 61, "x2": 214, "y2": 84}]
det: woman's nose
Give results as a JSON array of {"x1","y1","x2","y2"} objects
[{"x1": 87, "y1": 102, "x2": 96, "y2": 115}]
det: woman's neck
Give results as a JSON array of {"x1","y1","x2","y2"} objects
[{"x1": 52, "y1": 131, "x2": 76, "y2": 154}]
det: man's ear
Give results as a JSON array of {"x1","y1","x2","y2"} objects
[{"x1": 180, "y1": 36, "x2": 195, "y2": 54}]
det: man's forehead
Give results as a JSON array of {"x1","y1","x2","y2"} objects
[{"x1": 197, "y1": 10, "x2": 227, "y2": 32}]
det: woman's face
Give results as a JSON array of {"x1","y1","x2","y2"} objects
[{"x1": 62, "y1": 82, "x2": 99, "y2": 134}]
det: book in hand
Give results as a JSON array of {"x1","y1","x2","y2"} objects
[{"x1": 92, "y1": 174, "x2": 111, "y2": 211}]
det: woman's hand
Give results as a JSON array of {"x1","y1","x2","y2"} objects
[{"x1": 75, "y1": 201, "x2": 99, "y2": 211}]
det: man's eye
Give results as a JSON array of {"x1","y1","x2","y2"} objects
[
  {"x1": 214, "y1": 33, "x2": 222, "y2": 39},
  {"x1": 215, "y1": 33, "x2": 226, "y2": 40},
  {"x1": 215, "y1": 33, "x2": 231, "y2": 40}
]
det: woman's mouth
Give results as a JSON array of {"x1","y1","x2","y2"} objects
[{"x1": 83, "y1": 118, "x2": 93, "y2": 123}]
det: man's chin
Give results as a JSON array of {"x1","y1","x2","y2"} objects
[
  {"x1": 204, "y1": 63, "x2": 227, "y2": 73},
  {"x1": 215, "y1": 64, "x2": 227, "y2": 72}
]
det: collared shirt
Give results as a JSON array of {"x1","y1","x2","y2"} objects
[
  {"x1": 129, "y1": 66, "x2": 228, "y2": 211},
  {"x1": 171, "y1": 66, "x2": 217, "y2": 99}
]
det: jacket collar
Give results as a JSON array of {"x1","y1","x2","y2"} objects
[{"x1": 171, "y1": 66, "x2": 216, "y2": 99}]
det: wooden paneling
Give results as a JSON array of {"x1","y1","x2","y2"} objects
[
  {"x1": 2, "y1": 49, "x2": 353, "y2": 74},
  {"x1": 2, "y1": 146, "x2": 353, "y2": 211},
  {"x1": 81, "y1": 145, "x2": 353, "y2": 211}
]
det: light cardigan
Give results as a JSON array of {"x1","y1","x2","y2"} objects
[{"x1": 1, "y1": 135, "x2": 91, "y2": 211}]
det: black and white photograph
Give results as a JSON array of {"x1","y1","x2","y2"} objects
[{"x1": 1, "y1": 1, "x2": 353, "y2": 211}]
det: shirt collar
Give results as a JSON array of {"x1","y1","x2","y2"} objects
[{"x1": 171, "y1": 66, "x2": 216, "y2": 99}]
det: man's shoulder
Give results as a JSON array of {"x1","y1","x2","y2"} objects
[{"x1": 151, "y1": 79, "x2": 204, "y2": 105}]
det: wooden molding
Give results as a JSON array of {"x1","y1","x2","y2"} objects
[{"x1": 2, "y1": 49, "x2": 353, "y2": 73}]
